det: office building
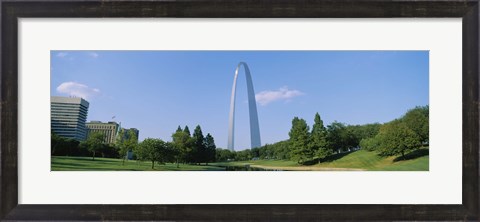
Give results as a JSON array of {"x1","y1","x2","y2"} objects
[
  {"x1": 120, "y1": 128, "x2": 139, "y2": 142},
  {"x1": 51, "y1": 96, "x2": 90, "y2": 141},
  {"x1": 86, "y1": 121, "x2": 120, "y2": 144}
]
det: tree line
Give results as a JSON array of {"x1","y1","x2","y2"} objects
[
  {"x1": 51, "y1": 133, "x2": 119, "y2": 158},
  {"x1": 154, "y1": 125, "x2": 216, "y2": 168},
  {"x1": 51, "y1": 125, "x2": 217, "y2": 169},
  {"x1": 128, "y1": 125, "x2": 216, "y2": 169},
  {"x1": 360, "y1": 105, "x2": 428, "y2": 159},
  {"x1": 215, "y1": 105, "x2": 428, "y2": 164}
]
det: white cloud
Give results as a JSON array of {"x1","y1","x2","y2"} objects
[
  {"x1": 56, "y1": 52, "x2": 68, "y2": 58},
  {"x1": 88, "y1": 52, "x2": 99, "y2": 58},
  {"x1": 56, "y1": 82, "x2": 100, "y2": 100},
  {"x1": 255, "y1": 86, "x2": 304, "y2": 106}
]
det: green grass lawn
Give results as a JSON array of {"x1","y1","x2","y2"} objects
[
  {"x1": 212, "y1": 149, "x2": 429, "y2": 171},
  {"x1": 52, "y1": 149, "x2": 428, "y2": 171},
  {"x1": 51, "y1": 156, "x2": 225, "y2": 171}
]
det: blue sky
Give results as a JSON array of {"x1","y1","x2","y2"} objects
[{"x1": 51, "y1": 51, "x2": 429, "y2": 150}]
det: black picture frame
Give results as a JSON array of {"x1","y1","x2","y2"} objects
[{"x1": 1, "y1": 0, "x2": 478, "y2": 221}]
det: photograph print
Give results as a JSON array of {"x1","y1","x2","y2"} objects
[{"x1": 50, "y1": 50, "x2": 429, "y2": 171}]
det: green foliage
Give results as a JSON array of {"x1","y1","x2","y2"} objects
[
  {"x1": 116, "y1": 128, "x2": 138, "y2": 164},
  {"x1": 249, "y1": 106, "x2": 426, "y2": 165},
  {"x1": 311, "y1": 113, "x2": 330, "y2": 159},
  {"x1": 82, "y1": 131, "x2": 105, "y2": 160},
  {"x1": 215, "y1": 148, "x2": 235, "y2": 162},
  {"x1": 51, "y1": 132, "x2": 84, "y2": 156},
  {"x1": 349, "y1": 123, "x2": 381, "y2": 140},
  {"x1": 171, "y1": 125, "x2": 216, "y2": 165},
  {"x1": 172, "y1": 129, "x2": 193, "y2": 166},
  {"x1": 359, "y1": 137, "x2": 380, "y2": 151},
  {"x1": 204, "y1": 133, "x2": 217, "y2": 163},
  {"x1": 235, "y1": 149, "x2": 252, "y2": 161},
  {"x1": 326, "y1": 121, "x2": 356, "y2": 152},
  {"x1": 183, "y1": 125, "x2": 191, "y2": 136},
  {"x1": 288, "y1": 117, "x2": 312, "y2": 163},
  {"x1": 192, "y1": 125, "x2": 206, "y2": 164},
  {"x1": 376, "y1": 120, "x2": 421, "y2": 158},
  {"x1": 52, "y1": 132, "x2": 119, "y2": 158},
  {"x1": 358, "y1": 106, "x2": 428, "y2": 158},
  {"x1": 115, "y1": 128, "x2": 126, "y2": 155},
  {"x1": 136, "y1": 138, "x2": 174, "y2": 169},
  {"x1": 271, "y1": 140, "x2": 291, "y2": 160},
  {"x1": 176, "y1": 125, "x2": 183, "y2": 133},
  {"x1": 402, "y1": 105, "x2": 429, "y2": 144},
  {"x1": 345, "y1": 123, "x2": 381, "y2": 148}
]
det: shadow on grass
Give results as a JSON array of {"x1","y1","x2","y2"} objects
[
  {"x1": 52, "y1": 162, "x2": 94, "y2": 168},
  {"x1": 53, "y1": 156, "x2": 122, "y2": 163},
  {"x1": 393, "y1": 148, "x2": 429, "y2": 162},
  {"x1": 302, "y1": 150, "x2": 358, "y2": 166},
  {"x1": 52, "y1": 165, "x2": 145, "y2": 171}
]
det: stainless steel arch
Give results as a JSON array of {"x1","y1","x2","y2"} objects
[{"x1": 228, "y1": 62, "x2": 261, "y2": 151}]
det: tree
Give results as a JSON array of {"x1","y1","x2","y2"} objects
[
  {"x1": 51, "y1": 132, "x2": 83, "y2": 156},
  {"x1": 359, "y1": 137, "x2": 380, "y2": 151},
  {"x1": 125, "y1": 129, "x2": 138, "y2": 153},
  {"x1": 215, "y1": 148, "x2": 234, "y2": 162},
  {"x1": 116, "y1": 128, "x2": 138, "y2": 165},
  {"x1": 326, "y1": 121, "x2": 346, "y2": 153},
  {"x1": 136, "y1": 138, "x2": 172, "y2": 169},
  {"x1": 176, "y1": 125, "x2": 183, "y2": 133},
  {"x1": 402, "y1": 105, "x2": 429, "y2": 144},
  {"x1": 115, "y1": 128, "x2": 127, "y2": 163},
  {"x1": 204, "y1": 133, "x2": 216, "y2": 164},
  {"x1": 288, "y1": 117, "x2": 312, "y2": 164},
  {"x1": 349, "y1": 123, "x2": 381, "y2": 142},
  {"x1": 171, "y1": 128, "x2": 193, "y2": 167},
  {"x1": 51, "y1": 132, "x2": 61, "y2": 155},
  {"x1": 311, "y1": 113, "x2": 330, "y2": 160},
  {"x1": 192, "y1": 125, "x2": 205, "y2": 164},
  {"x1": 183, "y1": 125, "x2": 191, "y2": 136},
  {"x1": 326, "y1": 121, "x2": 358, "y2": 153},
  {"x1": 83, "y1": 131, "x2": 104, "y2": 160},
  {"x1": 236, "y1": 149, "x2": 252, "y2": 161},
  {"x1": 376, "y1": 120, "x2": 421, "y2": 159}
]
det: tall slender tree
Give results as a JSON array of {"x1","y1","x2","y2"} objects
[
  {"x1": 311, "y1": 113, "x2": 330, "y2": 161},
  {"x1": 204, "y1": 133, "x2": 216, "y2": 164},
  {"x1": 183, "y1": 125, "x2": 191, "y2": 136},
  {"x1": 192, "y1": 125, "x2": 205, "y2": 164},
  {"x1": 115, "y1": 128, "x2": 127, "y2": 163},
  {"x1": 288, "y1": 117, "x2": 312, "y2": 164}
]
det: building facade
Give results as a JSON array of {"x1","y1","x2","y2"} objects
[
  {"x1": 51, "y1": 96, "x2": 90, "y2": 141},
  {"x1": 120, "y1": 128, "x2": 139, "y2": 142},
  {"x1": 86, "y1": 121, "x2": 120, "y2": 144}
]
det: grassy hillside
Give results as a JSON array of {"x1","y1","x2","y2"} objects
[
  {"x1": 52, "y1": 149, "x2": 428, "y2": 171},
  {"x1": 315, "y1": 149, "x2": 429, "y2": 171},
  {"x1": 213, "y1": 149, "x2": 429, "y2": 171}
]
